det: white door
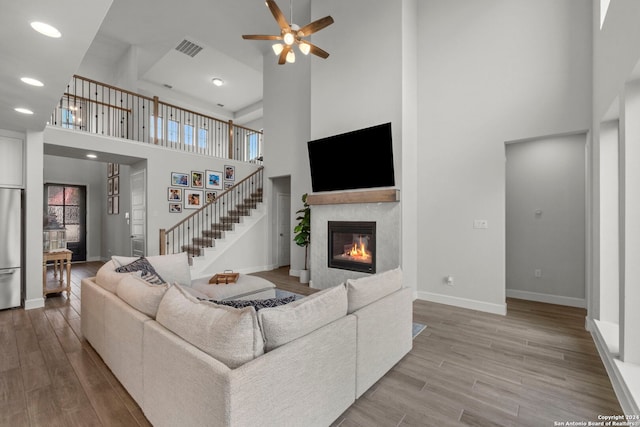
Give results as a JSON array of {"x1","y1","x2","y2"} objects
[
  {"x1": 130, "y1": 169, "x2": 146, "y2": 256},
  {"x1": 277, "y1": 193, "x2": 291, "y2": 267}
]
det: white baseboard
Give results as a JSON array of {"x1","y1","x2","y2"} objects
[
  {"x1": 86, "y1": 256, "x2": 102, "y2": 262},
  {"x1": 416, "y1": 291, "x2": 506, "y2": 315},
  {"x1": 289, "y1": 269, "x2": 300, "y2": 277},
  {"x1": 588, "y1": 317, "x2": 640, "y2": 416},
  {"x1": 24, "y1": 297, "x2": 45, "y2": 310},
  {"x1": 506, "y1": 289, "x2": 585, "y2": 308}
]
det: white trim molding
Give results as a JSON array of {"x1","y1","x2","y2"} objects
[
  {"x1": 506, "y1": 289, "x2": 586, "y2": 308},
  {"x1": 417, "y1": 291, "x2": 506, "y2": 315},
  {"x1": 24, "y1": 297, "x2": 45, "y2": 310}
]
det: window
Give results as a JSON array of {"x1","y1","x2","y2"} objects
[
  {"x1": 61, "y1": 108, "x2": 75, "y2": 129},
  {"x1": 184, "y1": 124, "x2": 195, "y2": 145},
  {"x1": 198, "y1": 128, "x2": 208, "y2": 149},
  {"x1": 168, "y1": 119, "x2": 179, "y2": 144},
  {"x1": 246, "y1": 132, "x2": 262, "y2": 162},
  {"x1": 45, "y1": 184, "x2": 87, "y2": 261},
  {"x1": 150, "y1": 116, "x2": 164, "y2": 140}
]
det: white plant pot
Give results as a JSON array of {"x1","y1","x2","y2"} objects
[{"x1": 299, "y1": 269, "x2": 310, "y2": 284}]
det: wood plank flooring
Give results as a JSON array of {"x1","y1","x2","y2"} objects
[{"x1": 0, "y1": 263, "x2": 623, "y2": 426}]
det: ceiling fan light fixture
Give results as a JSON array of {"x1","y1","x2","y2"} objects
[
  {"x1": 298, "y1": 42, "x2": 310, "y2": 55},
  {"x1": 283, "y1": 32, "x2": 295, "y2": 45},
  {"x1": 272, "y1": 43, "x2": 284, "y2": 55},
  {"x1": 286, "y1": 50, "x2": 295, "y2": 63}
]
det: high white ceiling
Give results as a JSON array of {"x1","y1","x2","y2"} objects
[{"x1": 0, "y1": 0, "x2": 313, "y2": 133}]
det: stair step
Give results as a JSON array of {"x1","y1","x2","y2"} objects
[
  {"x1": 229, "y1": 208, "x2": 251, "y2": 216},
  {"x1": 181, "y1": 244, "x2": 203, "y2": 257},
  {"x1": 192, "y1": 237, "x2": 215, "y2": 247},
  {"x1": 239, "y1": 201, "x2": 259, "y2": 209},
  {"x1": 211, "y1": 222, "x2": 235, "y2": 231},
  {"x1": 220, "y1": 216, "x2": 241, "y2": 224},
  {"x1": 202, "y1": 229, "x2": 224, "y2": 239}
]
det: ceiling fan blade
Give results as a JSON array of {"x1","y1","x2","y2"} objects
[
  {"x1": 266, "y1": 0, "x2": 290, "y2": 32},
  {"x1": 306, "y1": 42, "x2": 330, "y2": 59},
  {"x1": 298, "y1": 16, "x2": 334, "y2": 36},
  {"x1": 278, "y1": 45, "x2": 291, "y2": 65},
  {"x1": 242, "y1": 34, "x2": 283, "y2": 40}
]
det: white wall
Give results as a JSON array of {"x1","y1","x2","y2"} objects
[
  {"x1": 43, "y1": 155, "x2": 104, "y2": 261},
  {"x1": 416, "y1": 0, "x2": 592, "y2": 313},
  {"x1": 505, "y1": 134, "x2": 587, "y2": 307},
  {"x1": 43, "y1": 127, "x2": 261, "y2": 257}
]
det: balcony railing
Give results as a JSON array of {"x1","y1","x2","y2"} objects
[{"x1": 49, "y1": 75, "x2": 263, "y2": 164}]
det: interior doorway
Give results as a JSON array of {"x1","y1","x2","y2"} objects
[
  {"x1": 44, "y1": 183, "x2": 87, "y2": 261},
  {"x1": 271, "y1": 176, "x2": 291, "y2": 268},
  {"x1": 130, "y1": 169, "x2": 146, "y2": 256}
]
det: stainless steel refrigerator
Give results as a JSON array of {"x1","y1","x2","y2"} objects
[{"x1": 0, "y1": 188, "x2": 22, "y2": 310}]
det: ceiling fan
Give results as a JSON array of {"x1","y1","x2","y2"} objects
[{"x1": 242, "y1": 0, "x2": 334, "y2": 65}]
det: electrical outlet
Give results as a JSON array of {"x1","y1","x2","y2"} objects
[
  {"x1": 534, "y1": 269, "x2": 542, "y2": 278},
  {"x1": 445, "y1": 276, "x2": 454, "y2": 286}
]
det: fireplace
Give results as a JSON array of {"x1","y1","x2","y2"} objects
[{"x1": 327, "y1": 221, "x2": 376, "y2": 273}]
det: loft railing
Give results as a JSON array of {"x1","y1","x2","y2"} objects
[
  {"x1": 49, "y1": 75, "x2": 263, "y2": 164},
  {"x1": 159, "y1": 167, "x2": 264, "y2": 257}
]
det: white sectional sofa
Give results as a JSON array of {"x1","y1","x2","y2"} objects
[{"x1": 81, "y1": 254, "x2": 412, "y2": 427}]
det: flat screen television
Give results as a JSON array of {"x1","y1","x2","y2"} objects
[{"x1": 307, "y1": 122, "x2": 395, "y2": 193}]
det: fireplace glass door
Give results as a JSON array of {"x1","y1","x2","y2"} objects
[{"x1": 328, "y1": 221, "x2": 376, "y2": 273}]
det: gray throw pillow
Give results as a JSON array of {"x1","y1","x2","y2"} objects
[
  {"x1": 199, "y1": 295, "x2": 295, "y2": 311},
  {"x1": 115, "y1": 257, "x2": 166, "y2": 285}
]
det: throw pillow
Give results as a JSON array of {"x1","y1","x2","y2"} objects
[
  {"x1": 199, "y1": 295, "x2": 295, "y2": 311},
  {"x1": 115, "y1": 257, "x2": 166, "y2": 285},
  {"x1": 257, "y1": 284, "x2": 348, "y2": 352},
  {"x1": 345, "y1": 267, "x2": 403, "y2": 314},
  {"x1": 95, "y1": 260, "x2": 142, "y2": 294},
  {"x1": 156, "y1": 285, "x2": 264, "y2": 368},
  {"x1": 112, "y1": 252, "x2": 191, "y2": 286},
  {"x1": 116, "y1": 274, "x2": 170, "y2": 318}
]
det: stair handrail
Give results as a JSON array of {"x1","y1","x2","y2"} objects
[{"x1": 160, "y1": 166, "x2": 264, "y2": 256}]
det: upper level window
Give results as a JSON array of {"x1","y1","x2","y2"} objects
[
  {"x1": 184, "y1": 124, "x2": 195, "y2": 145},
  {"x1": 168, "y1": 120, "x2": 179, "y2": 144},
  {"x1": 150, "y1": 116, "x2": 164, "y2": 140},
  {"x1": 198, "y1": 128, "x2": 208, "y2": 149}
]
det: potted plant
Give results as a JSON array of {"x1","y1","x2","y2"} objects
[{"x1": 293, "y1": 193, "x2": 311, "y2": 283}]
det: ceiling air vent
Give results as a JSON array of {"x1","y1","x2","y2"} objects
[{"x1": 175, "y1": 39, "x2": 203, "y2": 58}]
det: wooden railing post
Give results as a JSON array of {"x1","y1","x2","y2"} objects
[
  {"x1": 228, "y1": 120, "x2": 234, "y2": 159},
  {"x1": 159, "y1": 229, "x2": 166, "y2": 255},
  {"x1": 153, "y1": 96, "x2": 159, "y2": 145}
]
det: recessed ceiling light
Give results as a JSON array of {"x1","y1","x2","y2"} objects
[
  {"x1": 14, "y1": 107, "x2": 34, "y2": 115},
  {"x1": 30, "y1": 21, "x2": 61, "y2": 38},
  {"x1": 86, "y1": 154, "x2": 97, "y2": 159},
  {"x1": 20, "y1": 77, "x2": 44, "y2": 87},
  {"x1": 212, "y1": 78, "x2": 224, "y2": 87}
]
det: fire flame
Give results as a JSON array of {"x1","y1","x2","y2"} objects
[{"x1": 346, "y1": 239, "x2": 370, "y2": 260}]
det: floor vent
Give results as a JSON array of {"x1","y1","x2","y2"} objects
[{"x1": 175, "y1": 39, "x2": 203, "y2": 57}]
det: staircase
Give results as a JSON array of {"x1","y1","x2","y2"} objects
[{"x1": 160, "y1": 167, "x2": 264, "y2": 262}]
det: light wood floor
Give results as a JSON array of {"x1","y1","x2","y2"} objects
[{"x1": 0, "y1": 263, "x2": 622, "y2": 426}]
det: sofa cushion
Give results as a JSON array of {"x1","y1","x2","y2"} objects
[
  {"x1": 345, "y1": 267, "x2": 403, "y2": 314},
  {"x1": 258, "y1": 284, "x2": 348, "y2": 352},
  {"x1": 95, "y1": 260, "x2": 141, "y2": 294},
  {"x1": 199, "y1": 295, "x2": 295, "y2": 311},
  {"x1": 156, "y1": 285, "x2": 264, "y2": 368},
  {"x1": 116, "y1": 274, "x2": 170, "y2": 318},
  {"x1": 115, "y1": 257, "x2": 166, "y2": 285},
  {"x1": 113, "y1": 252, "x2": 191, "y2": 286}
]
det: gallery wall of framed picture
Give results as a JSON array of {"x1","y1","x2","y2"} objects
[
  {"x1": 169, "y1": 167, "x2": 242, "y2": 212},
  {"x1": 107, "y1": 162, "x2": 120, "y2": 215}
]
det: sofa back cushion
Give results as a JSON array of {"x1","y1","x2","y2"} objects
[
  {"x1": 96, "y1": 260, "x2": 141, "y2": 294},
  {"x1": 116, "y1": 274, "x2": 170, "y2": 318},
  {"x1": 258, "y1": 284, "x2": 348, "y2": 352},
  {"x1": 112, "y1": 252, "x2": 191, "y2": 286},
  {"x1": 345, "y1": 267, "x2": 403, "y2": 314},
  {"x1": 156, "y1": 285, "x2": 264, "y2": 368}
]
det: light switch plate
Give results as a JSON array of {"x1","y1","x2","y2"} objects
[{"x1": 473, "y1": 219, "x2": 489, "y2": 229}]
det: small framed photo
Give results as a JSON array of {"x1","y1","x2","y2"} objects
[
  {"x1": 108, "y1": 197, "x2": 113, "y2": 214},
  {"x1": 191, "y1": 171, "x2": 204, "y2": 188},
  {"x1": 205, "y1": 170, "x2": 223, "y2": 189},
  {"x1": 108, "y1": 178, "x2": 114, "y2": 196},
  {"x1": 224, "y1": 165, "x2": 235, "y2": 181},
  {"x1": 108, "y1": 163, "x2": 114, "y2": 177},
  {"x1": 113, "y1": 176, "x2": 120, "y2": 195},
  {"x1": 171, "y1": 172, "x2": 189, "y2": 187},
  {"x1": 224, "y1": 181, "x2": 233, "y2": 189},
  {"x1": 113, "y1": 196, "x2": 119, "y2": 215},
  {"x1": 184, "y1": 189, "x2": 203, "y2": 209},
  {"x1": 168, "y1": 187, "x2": 182, "y2": 201},
  {"x1": 169, "y1": 203, "x2": 182, "y2": 213},
  {"x1": 113, "y1": 163, "x2": 120, "y2": 176},
  {"x1": 205, "y1": 191, "x2": 217, "y2": 204}
]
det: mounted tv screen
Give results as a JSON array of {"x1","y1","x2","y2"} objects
[{"x1": 307, "y1": 122, "x2": 395, "y2": 193}]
